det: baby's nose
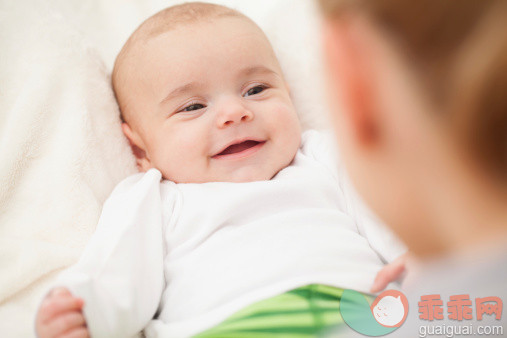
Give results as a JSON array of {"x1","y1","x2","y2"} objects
[{"x1": 216, "y1": 101, "x2": 253, "y2": 128}]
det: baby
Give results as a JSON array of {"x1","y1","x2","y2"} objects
[{"x1": 35, "y1": 3, "x2": 405, "y2": 337}]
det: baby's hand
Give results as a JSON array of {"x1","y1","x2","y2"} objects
[
  {"x1": 370, "y1": 253, "x2": 408, "y2": 293},
  {"x1": 35, "y1": 287, "x2": 89, "y2": 338}
]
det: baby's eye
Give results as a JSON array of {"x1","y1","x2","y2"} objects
[
  {"x1": 182, "y1": 103, "x2": 205, "y2": 112},
  {"x1": 244, "y1": 85, "x2": 266, "y2": 97}
]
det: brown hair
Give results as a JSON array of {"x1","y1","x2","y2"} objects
[{"x1": 318, "y1": 0, "x2": 507, "y2": 180}]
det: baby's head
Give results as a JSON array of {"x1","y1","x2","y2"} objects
[{"x1": 112, "y1": 2, "x2": 301, "y2": 183}]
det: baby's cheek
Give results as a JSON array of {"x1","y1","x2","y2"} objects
[
  {"x1": 276, "y1": 104, "x2": 301, "y2": 143},
  {"x1": 272, "y1": 102, "x2": 297, "y2": 123},
  {"x1": 266, "y1": 103, "x2": 299, "y2": 141}
]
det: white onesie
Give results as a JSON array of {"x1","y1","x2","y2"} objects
[{"x1": 51, "y1": 130, "x2": 406, "y2": 338}]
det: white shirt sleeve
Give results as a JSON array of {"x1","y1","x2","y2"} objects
[
  {"x1": 52, "y1": 169, "x2": 169, "y2": 338},
  {"x1": 301, "y1": 129, "x2": 407, "y2": 263}
]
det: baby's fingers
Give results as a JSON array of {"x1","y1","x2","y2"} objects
[
  {"x1": 370, "y1": 257, "x2": 406, "y2": 293},
  {"x1": 38, "y1": 294, "x2": 84, "y2": 324},
  {"x1": 49, "y1": 287, "x2": 73, "y2": 298},
  {"x1": 46, "y1": 311, "x2": 86, "y2": 337},
  {"x1": 59, "y1": 327, "x2": 89, "y2": 338}
]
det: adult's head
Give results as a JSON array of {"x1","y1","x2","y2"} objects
[{"x1": 318, "y1": 0, "x2": 507, "y2": 258}]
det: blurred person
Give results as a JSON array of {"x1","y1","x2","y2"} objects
[{"x1": 318, "y1": 0, "x2": 507, "y2": 335}]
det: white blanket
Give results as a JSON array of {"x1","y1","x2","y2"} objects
[{"x1": 0, "y1": 1, "x2": 329, "y2": 336}]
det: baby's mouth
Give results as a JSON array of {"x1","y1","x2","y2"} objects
[{"x1": 213, "y1": 140, "x2": 265, "y2": 159}]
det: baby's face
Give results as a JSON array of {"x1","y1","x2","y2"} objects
[{"x1": 121, "y1": 17, "x2": 301, "y2": 183}]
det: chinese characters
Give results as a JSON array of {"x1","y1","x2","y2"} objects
[{"x1": 419, "y1": 295, "x2": 502, "y2": 321}]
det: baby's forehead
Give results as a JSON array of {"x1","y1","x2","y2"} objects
[
  {"x1": 118, "y1": 16, "x2": 273, "y2": 85},
  {"x1": 117, "y1": 12, "x2": 262, "y2": 79},
  {"x1": 124, "y1": 16, "x2": 271, "y2": 82},
  {"x1": 148, "y1": 16, "x2": 258, "y2": 45}
]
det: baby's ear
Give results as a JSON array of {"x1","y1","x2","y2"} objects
[{"x1": 121, "y1": 122, "x2": 152, "y2": 171}]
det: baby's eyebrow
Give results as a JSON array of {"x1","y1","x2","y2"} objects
[
  {"x1": 160, "y1": 81, "x2": 202, "y2": 105},
  {"x1": 238, "y1": 65, "x2": 279, "y2": 78}
]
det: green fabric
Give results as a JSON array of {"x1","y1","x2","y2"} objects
[{"x1": 194, "y1": 284, "x2": 346, "y2": 338}]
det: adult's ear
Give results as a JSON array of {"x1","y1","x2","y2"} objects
[
  {"x1": 121, "y1": 122, "x2": 152, "y2": 171},
  {"x1": 322, "y1": 17, "x2": 379, "y2": 147}
]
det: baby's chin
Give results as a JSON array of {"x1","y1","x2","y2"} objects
[
  {"x1": 225, "y1": 170, "x2": 279, "y2": 183},
  {"x1": 218, "y1": 159, "x2": 294, "y2": 183},
  {"x1": 205, "y1": 167, "x2": 281, "y2": 183},
  {"x1": 161, "y1": 164, "x2": 286, "y2": 184}
]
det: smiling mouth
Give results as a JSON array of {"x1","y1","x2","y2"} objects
[{"x1": 212, "y1": 140, "x2": 265, "y2": 159}]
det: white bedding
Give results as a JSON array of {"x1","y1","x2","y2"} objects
[{"x1": 0, "y1": 1, "x2": 329, "y2": 336}]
